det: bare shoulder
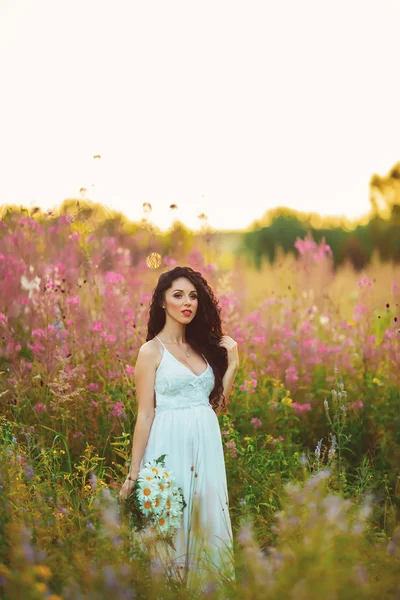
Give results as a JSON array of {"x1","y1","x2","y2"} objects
[
  {"x1": 138, "y1": 339, "x2": 160, "y2": 358},
  {"x1": 136, "y1": 339, "x2": 162, "y2": 369}
]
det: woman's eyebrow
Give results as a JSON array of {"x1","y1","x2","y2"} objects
[{"x1": 172, "y1": 289, "x2": 197, "y2": 293}]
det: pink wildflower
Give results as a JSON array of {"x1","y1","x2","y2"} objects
[
  {"x1": 111, "y1": 401, "x2": 127, "y2": 419},
  {"x1": 285, "y1": 366, "x2": 299, "y2": 383},
  {"x1": 33, "y1": 403, "x2": 46, "y2": 413},
  {"x1": 291, "y1": 402, "x2": 311, "y2": 414},
  {"x1": 239, "y1": 379, "x2": 257, "y2": 393},
  {"x1": 351, "y1": 400, "x2": 364, "y2": 409},
  {"x1": 251, "y1": 417, "x2": 262, "y2": 428},
  {"x1": 358, "y1": 277, "x2": 373, "y2": 288},
  {"x1": 225, "y1": 440, "x2": 237, "y2": 457}
]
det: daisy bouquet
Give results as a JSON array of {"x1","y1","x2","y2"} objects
[{"x1": 121, "y1": 454, "x2": 186, "y2": 549}]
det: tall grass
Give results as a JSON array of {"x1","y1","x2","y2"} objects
[{"x1": 0, "y1": 213, "x2": 399, "y2": 598}]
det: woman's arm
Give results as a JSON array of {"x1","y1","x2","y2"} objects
[
  {"x1": 126, "y1": 342, "x2": 158, "y2": 479},
  {"x1": 215, "y1": 335, "x2": 239, "y2": 416},
  {"x1": 215, "y1": 363, "x2": 238, "y2": 416}
]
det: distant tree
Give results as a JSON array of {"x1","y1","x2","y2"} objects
[{"x1": 369, "y1": 162, "x2": 400, "y2": 220}]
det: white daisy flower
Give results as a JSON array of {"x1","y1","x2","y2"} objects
[
  {"x1": 137, "y1": 495, "x2": 155, "y2": 517},
  {"x1": 155, "y1": 512, "x2": 171, "y2": 534},
  {"x1": 152, "y1": 492, "x2": 167, "y2": 516},
  {"x1": 136, "y1": 480, "x2": 159, "y2": 506},
  {"x1": 155, "y1": 477, "x2": 171, "y2": 496},
  {"x1": 164, "y1": 492, "x2": 183, "y2": 517},
  {"x1": 137, "y1": 466, "x2": 157, "y2": 483},
  {"x1": 168, "y1": 515, "x2": 182, "y2": 531},
  {"x1": 162, "y1": 468, "x2": 172, "y2": 480},
  {"x1": 144, "y1": 459, "x2": 163, "y2": 477}
]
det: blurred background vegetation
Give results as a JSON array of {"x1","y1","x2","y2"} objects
[{"x1": 2, "y1": 161, "x2": 400, "y2": 273}]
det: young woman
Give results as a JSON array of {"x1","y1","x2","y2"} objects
[{"x1": 119, "y1": 266, "x2": 239, "y2": 586}]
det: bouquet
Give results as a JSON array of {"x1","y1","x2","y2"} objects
[{"x1": 121, "y1": 454, "x2": 186, "y2": 550}]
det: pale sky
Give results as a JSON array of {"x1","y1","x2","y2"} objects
[{"x1": 1, "y1": 0, "x2": 400, "y2": 232}]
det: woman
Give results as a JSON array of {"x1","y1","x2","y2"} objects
[{"x1": 119, "y1": 266, "x2": 239, "y2": 587}]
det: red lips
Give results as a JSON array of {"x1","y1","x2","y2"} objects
[{"x1": 181, "y1": 310, "x2": 192, "y2": 316}]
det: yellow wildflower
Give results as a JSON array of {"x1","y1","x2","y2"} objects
[
  {"x1": 0, "y1": 564, "x2": 10, "y2": 576},
  {"x1": 372, "y1": 377, "x2": 382, "y2": 386},
  {"x1": 243, "y1": 436, "x2": 251, "y2": 441},
  {"x1": 265, "y1": 434, "x2": 274, "y2": 443},
  {"x1": 33, "y1": 565, "x2": 51, "y2": 580},
  {"x1": 35, "y1": 582, "x2": 47, "y2": 594},
  {"x1": 282, "y1": 397, "x2": 293, "y2": 406}
]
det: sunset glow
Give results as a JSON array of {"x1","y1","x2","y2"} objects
[{"x1": 1, "y1": 0, "x2": 399, "y2": 230}]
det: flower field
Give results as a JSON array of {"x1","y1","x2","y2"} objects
[{"x1": 0, "y1": 212, "x2": 399, "y2": 599}]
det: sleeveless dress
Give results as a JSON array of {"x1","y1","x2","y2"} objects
[{"x1": 137, "y1": 335, "x2": 235, "y2": 588}]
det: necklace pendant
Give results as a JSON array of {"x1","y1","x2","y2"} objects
[{"x1": 186, "y1": 352, "x2": 190, "y2": 357}]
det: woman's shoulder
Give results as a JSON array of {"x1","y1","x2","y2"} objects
[
  {"x1": 137, "y1": 338, "x2": 162, "y2": 370},
  {"x1": 139, "y1": 338, "x2": 159, "y2": 356},
  {"x1": 139, "y1": 338, "x2": 160, "y2": 361}
]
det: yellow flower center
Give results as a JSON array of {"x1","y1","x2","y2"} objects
[{"x1": 143, "y1": 487, "x2": 151, "y2": 496}]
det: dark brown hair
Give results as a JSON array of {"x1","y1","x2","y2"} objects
[{"x1": 146, "y1": 266, "x2": 229, "y2": 413}]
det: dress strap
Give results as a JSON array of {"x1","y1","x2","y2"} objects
[{"x1": 154, "y1": 335, "x2": 166, "y2": 349}]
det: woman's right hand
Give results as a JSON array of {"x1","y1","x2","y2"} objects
[{"x1": 119, "y1": 473, "x2": 138, "y2": 502}]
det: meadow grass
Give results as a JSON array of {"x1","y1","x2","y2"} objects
[{"x1": 0, "y1": 215, "x2": 399, "y2": 598}]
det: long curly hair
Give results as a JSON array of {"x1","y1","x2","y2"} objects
[{"x1": 146, "y1": 266, "x2": 229, "y2": 413}]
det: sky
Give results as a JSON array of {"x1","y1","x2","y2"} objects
[{"x1": 1, "y1": 0, "x2": 400, "y2": 232}]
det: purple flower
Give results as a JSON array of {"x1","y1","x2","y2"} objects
[{"x1": 23, "y1": 465, "x2": 34, "y2": 480}]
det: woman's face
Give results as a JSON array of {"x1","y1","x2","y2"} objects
[{"x1": 163, "y1": 277, "x2": 199, "y2": 323}]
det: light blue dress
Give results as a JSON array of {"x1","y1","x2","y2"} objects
[{"x1": 138, "y1": 335, "x2": 235, "y2": 587}]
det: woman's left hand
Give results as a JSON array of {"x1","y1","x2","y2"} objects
[{"x1": 219, "y1": 335, "x2": 239, "y2": 369}]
